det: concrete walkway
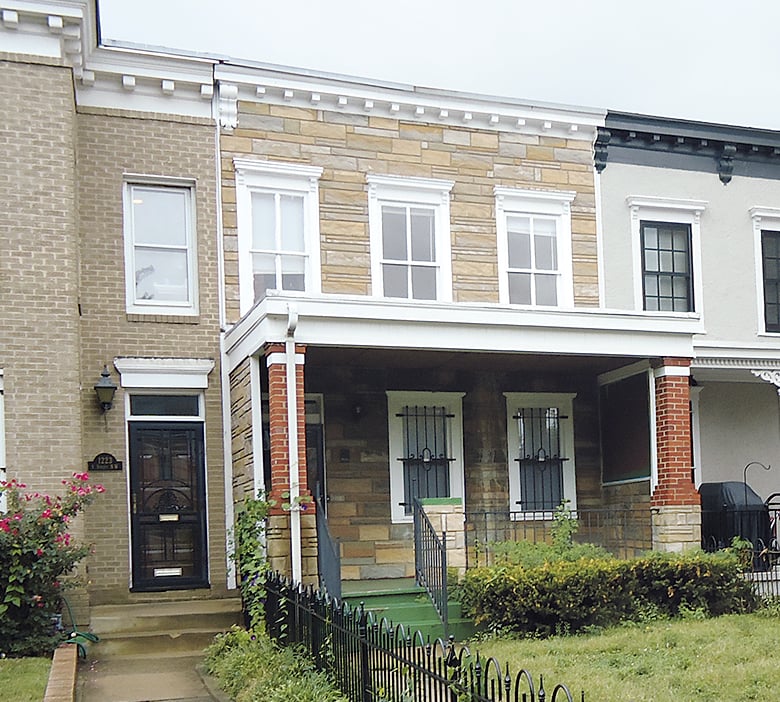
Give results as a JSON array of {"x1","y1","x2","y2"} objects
[{"x1": 76, "y1": 653, "x2": 229, "y2": 702}]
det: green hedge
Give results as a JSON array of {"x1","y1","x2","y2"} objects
[{"x1": 460, "y1": 551, "x2": 758, "y2": 637}]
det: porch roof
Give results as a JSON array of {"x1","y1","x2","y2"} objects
[{"x1": 223, "y1": 293, "x2": 701, "y2": 372}]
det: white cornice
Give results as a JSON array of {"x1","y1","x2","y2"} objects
[
  {"x1": 113, "y1": 357, "x2": 215, "y2": 389},
  {"x1": 214, "y1": 64, "x2": 605, "y2": 140},
  {"x1": 223, "y1": 293, "x2": 699, "y2": 372}
]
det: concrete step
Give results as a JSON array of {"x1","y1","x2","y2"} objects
[{"x1": 88, "y1": 598, "x2": 242, "y2": 658}]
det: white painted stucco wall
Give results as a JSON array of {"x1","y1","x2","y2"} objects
[
  {"x1": 697, "y1": 380, "x2": 780, "y2": 501},
  {"x1": 599, "y1": 163, "x2": 780, "y2": 344}
]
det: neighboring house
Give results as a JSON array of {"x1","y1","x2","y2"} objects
[
  {"x1": 5, "y1": 0, "x2": 760, "y2": 620},
  {"x1": 0, "y1": 1, "x2": 230, "y2": 618},
  {"x1": 597, "y1": 112, "x2": 780, "y2": 508}
]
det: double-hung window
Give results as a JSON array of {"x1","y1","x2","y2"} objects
[
  {"x1": 234, "y1": 159, "x2": 323, "y2": 315},
  {"x1": 386, "y1": 391, "x2": 464, "y2": 523},
  {"x1": 495, "y1": 187, "x2": 575, "y2": 307},
  {"x1": 505, "y1": 393, "x2": 577, "y2": 516},
  {"x1": 368, "y1": 175, "x2": 454, "y2": 302},
  {"x1": 627, "y1": 197, "x2": 706, "y2": 314},
  {"x1": 751, "y1": 207, "x2": 780, "y2": 334},
  {"x1": 123, "y1": 180, "x2": 197, "y2": 315}
]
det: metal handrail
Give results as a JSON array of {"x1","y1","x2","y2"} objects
[{"x1": 412, "y1": 498, "x2": 448, "y2": 638}]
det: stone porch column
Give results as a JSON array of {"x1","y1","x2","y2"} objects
[
  {"x1": 264, "y1": 343, "x2": 317, "y2": 583},
  {"x1": 651, "y1": 358, "x2": 701, "y2": 552},
  {"x1": 420, "y1": 498, "x2": 467, "y2": 579}
]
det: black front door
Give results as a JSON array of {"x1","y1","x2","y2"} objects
[{"x1": 129, "y1": 422, "x2": 208, "y2": 591}]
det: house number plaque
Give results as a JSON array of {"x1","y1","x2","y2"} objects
[{"x1": 87, "y1": 452, "x2": 123, "y2": 472}]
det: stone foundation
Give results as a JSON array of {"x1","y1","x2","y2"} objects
[{"x1": 651, "y1": 504, "x2": 701, "y2": 553}]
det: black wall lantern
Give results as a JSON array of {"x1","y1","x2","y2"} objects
[{"x1": 94, "y1": 365, "x2": 118, "y2": 413}]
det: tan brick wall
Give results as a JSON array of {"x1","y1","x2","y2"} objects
[
  {"x1": 0, "y1": 59, "x2": 82, "y2": 499},
  {"x1": 75, "y1": 107, "x2": 229, "y2": 602},
  {"x1": 221, "y1": 104, "x2": 598, "y2": 322}
]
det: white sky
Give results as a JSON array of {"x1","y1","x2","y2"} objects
[{"x1": 99, "y1": 0, "x2": 780, "y2": 130}]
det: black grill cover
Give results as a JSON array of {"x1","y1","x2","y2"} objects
[{"x1": 699, "y1": 481, "x2": 771, "y2": 556}]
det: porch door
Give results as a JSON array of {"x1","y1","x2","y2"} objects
[{"x1": 129, "y1": 422, "x2": 208, "y2": 591}]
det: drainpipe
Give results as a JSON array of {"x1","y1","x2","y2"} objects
[{"x1": 286, "y1": 304, "x2": 302, "y2": 584}]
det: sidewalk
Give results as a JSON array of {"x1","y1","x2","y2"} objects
[{"x1": 76, "y1": 653, "x2": 229, "y2": 702}]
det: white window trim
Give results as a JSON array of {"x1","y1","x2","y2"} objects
[
  {"x1": 627, "y1": 196, "x2": 707, "y2": 315},
  {"x1": 0, "y1": 370, "x2": 5, "y2": 512},
  {"x1": 123, "y1": 177, "x2": 198, "y2": 316},
  {"x1": 504, "y1": 392, "x2": 577, "y2": 518},
  {"x1": 495, "y1": 187, "x2": 576, "y2": 308},
  {"x1": 367, "y1": 174, "x2": 454, "y2": 302},
  {"x1": 234, "y1": 158, "x2": 323, "y2": 316},
  {"x1": 750, "y1": 206, "x2": 780, "y2": 335},
  {"x1": 386, "y1": 391, "x2": 464, "y2": 524}
]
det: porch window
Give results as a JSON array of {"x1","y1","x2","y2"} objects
[
  {"x1": 387, "y1": 391, "x2": 464, "y2": 523},
  {"x1": 505, "y1": 393, "x2": 577, "y2": 515}
]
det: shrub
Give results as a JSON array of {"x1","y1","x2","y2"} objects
[
  {"x1": 460, "y1": 550, "x2": 757, "y2": 637},
  {"x1": 205, "y1": 627, "x2": 348, "y2": 702},
  {"x1": 233, "y1": 494, "x2": 272, "y2": 630},
  {"x1": 0, "y1": 474, "x2": 104, "y2": 656}
]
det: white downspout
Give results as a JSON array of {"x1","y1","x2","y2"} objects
[{"x1": 286, "y1": 304, "x2": 302, "y2": 584}]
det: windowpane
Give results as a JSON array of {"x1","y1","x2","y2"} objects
[
  {"x1": 508, "y1": 231, "x2": 531, "y2": 269},
  {"x1": 132, "y1": 187, "x2": 188, "y2": 247},
  {"x1": 535, "y1": 274, "x2": 558, "y2": 306},
  {"x1": 645, "y1": 250, "x2": 659, "y2": 272},
  {"x1": 382, "y1": 207, "x2": 407, "y2": 260},
  {"x1": 253, "y1": 253, "x2": 276, "y2": 301},
  {"x1": 130, "y1": 395, "x2": 199, "y2": 416},
  {"x1": 411, "y1": 266, "x2": 437, "y2": 300},
  {"x1": 673, "y1": 251, "x2": 689, "y2": 272},
  {"x1": 508, "y1": 272, "x2": 532, "y2": 304},
  {"x1": 383, "y1": 263, "x2": 408, "y2": 298},
  {"x1": 641, "y1": 221, "x2": 692, "y2": 312},
  {"x1": 280, "y1": 195, "x2": 305, "y2": 252},
  {"x1": 251, "y1": 192, "x2": 276, "y2": 249},
  {"x1": 762, "y1": 230, "x2": 780, "y2": 332},
  {"x1": 280, "y1": 254, "x2": 305, "y2": 291},
  {"x1": 410, "y1": 208, "x2": 435, "y2": 262},
  {"x1": 135, "y1": 248, "x2": 189, "y2": 302},
  {"x1": 644, "y1": 226, "x2": 658, "y2": 248},
  {"x1": 534, "y1": 231, "x2": 557, "y2": 271}
]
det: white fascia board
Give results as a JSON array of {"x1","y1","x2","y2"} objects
[
  {"x1": 89, "y1": 46, "x2": 216, "y2": 83},
  {"x1": 224, "y1": 295, "x2": 698, "y2": 371}
]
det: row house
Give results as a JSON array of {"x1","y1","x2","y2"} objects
[{"x1": 4, "y1": 0, "x2": 779, "y2": 620}]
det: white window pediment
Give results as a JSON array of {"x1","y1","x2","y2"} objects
[{"x1": 114, "y1": 358, "x2": 215, "y2": 389}]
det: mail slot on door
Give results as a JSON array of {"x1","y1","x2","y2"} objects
[{"x1": 158, "y1": 514, "x2": 180, "y2": 522}]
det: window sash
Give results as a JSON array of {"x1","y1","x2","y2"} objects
[
  {"x1": 641, "y1": 220, "x2": 693, "y2": 312},
  {"x1": 762, "y1": 230, "x2": 780, "y2": 333},
  {"x1": 380, "y1": 205, "x2": 438, "y2": 300}
]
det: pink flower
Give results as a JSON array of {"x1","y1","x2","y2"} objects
[
  {"x1": 73, "y1": 472, "x2": 89, "y2": 481},
  {"x1": 36, "y1": 548, "x2": 44, "y2": 556},
  {"x1": 95, "y1": 485, "x2": 105, "y2": 493},
  {"x1": 40, "y1": 509, "x2": 52, "y2": 519}
]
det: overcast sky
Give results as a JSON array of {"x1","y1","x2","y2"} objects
[{"x1": 99, "y1": 0, "x2": 780, "y2": 130}]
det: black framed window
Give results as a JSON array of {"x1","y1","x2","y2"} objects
[
  {"x1": 641, "y1": 221, "x2": 693, "y2": 312},
  {"x1": 762, "y1": 230, "x2": 780, "y2": 333}
]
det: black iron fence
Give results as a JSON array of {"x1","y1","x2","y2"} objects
[
  {"x1": 413, "y1": 498, "x2": 448, "y2": 637},
  {"x1": 264, "y1": 571, "x2": 579, "y2": 702},
  {"x1": 466, "y1": 508, "x2": 652, "y2": 567}
]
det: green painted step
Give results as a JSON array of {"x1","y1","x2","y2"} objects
[{"x1": 342, "y1": 579, "x2": 477, "y2": 642}]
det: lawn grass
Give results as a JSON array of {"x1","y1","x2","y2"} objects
[
  {"x1": 471, "y1": 612, "x2": 778, "y2": 701},
  {"x1": 0, "y1": 657, "x2": 51, "y2": 702}
]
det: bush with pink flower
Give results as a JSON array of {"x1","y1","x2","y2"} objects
[{"x1": 0, "y1": 472, "x2": 104, "y2": 656}]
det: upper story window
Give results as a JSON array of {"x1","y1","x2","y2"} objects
[
  {"x1": 234, "y1": 159, "x2": 323, "y2": 315},
  {"x1": 640, "y1": 221, "x2": 693, "y2": 312},
  {"x1": 627, "y1": 196, "x2": 706, "y2": 314},
  {"x1": 367, "y1": 174, "x2": 454, "y2": 302},
  {"x1": 123, "y1": 180, "x2": 197, "y2": 316},
  {"x1": 751, "y1": 207, "x2": 780, "y2": 334},
  {"x1": 495, "y1": 187, "x2": 576, "y2": 307}
]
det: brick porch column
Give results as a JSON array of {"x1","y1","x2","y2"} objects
[
  {"x1": 264, "y1": 343, "x2": 317, "y2": 583},
  {"x1": 651, "y1": 358, "x2": 701, "y2": 552}
]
